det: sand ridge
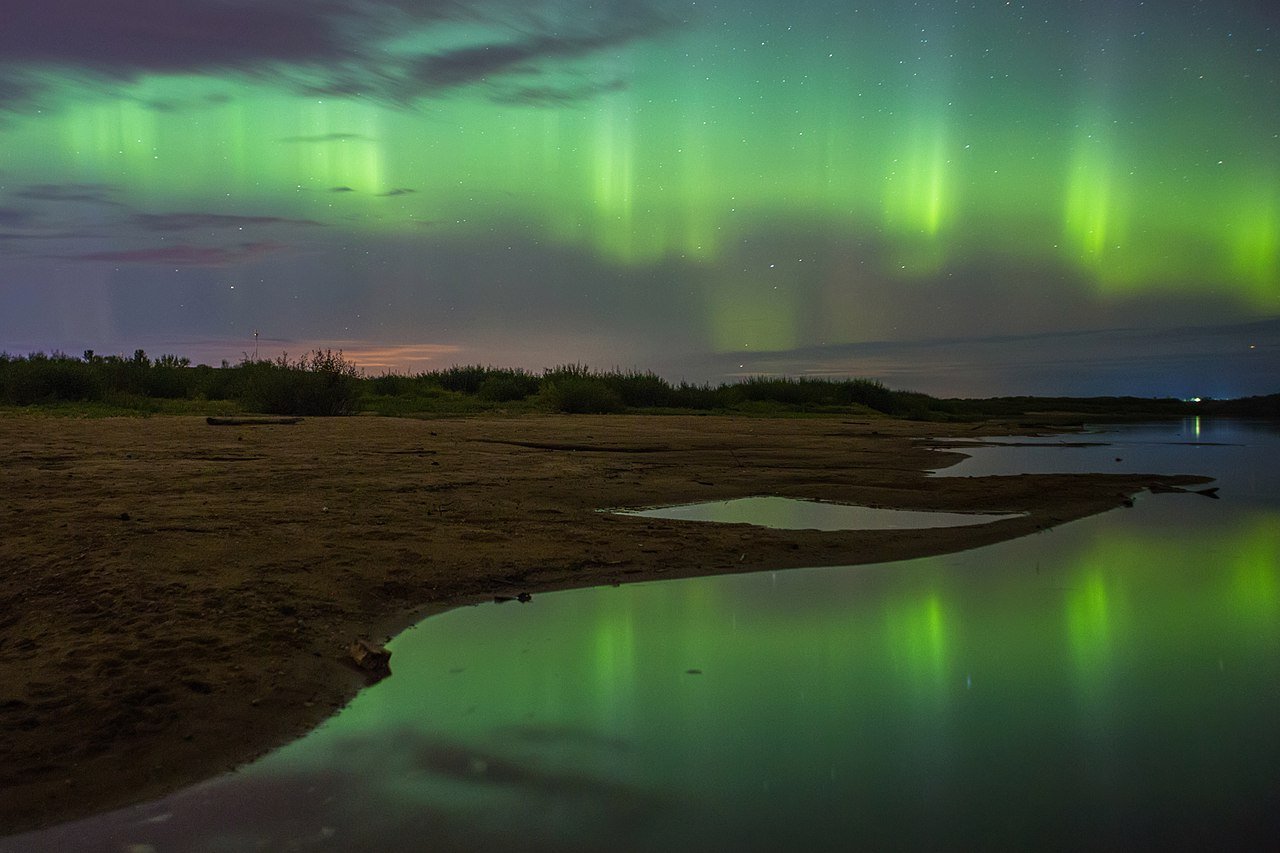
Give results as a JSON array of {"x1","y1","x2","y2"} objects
[{"x1": 0, "y1": 413, "x2": 1209, "y2": 833}]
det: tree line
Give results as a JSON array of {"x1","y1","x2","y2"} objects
[{"x1": 1, "y1": 349, "x2": 1274, "y2": 419}]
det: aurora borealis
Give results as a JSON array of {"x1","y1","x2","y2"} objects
[{"x1": 1, "y1": 0, "x2": 1277, "y2": 395}]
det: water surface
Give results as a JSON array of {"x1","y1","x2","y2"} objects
[
  {"x1": 6, "y1": 420, "x2": 1279, "y2": 851},
  {"x1": 932, "y1": 417, "x2": 1272, "y2": 497},
  {"x1": 616, "y1": 495, "x2": 1023, "y2": 530}
]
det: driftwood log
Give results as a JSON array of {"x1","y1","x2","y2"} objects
[{"x1": 206, "y1": 417, "x2": 303, "y2": 426}]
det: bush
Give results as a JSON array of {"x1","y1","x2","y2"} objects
[
  {"x1": 540, "y1": 376, "x2": 624, "y2": 414},
  {"x1": 839, "y1": 379, "x2": 896, "y2": 413},
  {"x1": 477, "y1": 369, "x2": 540, "y2": 402},
  {"x1": 885, "y1": 390, "x2": 937, "y2": 419},
  {"x1": 144, "y1": 355, "x2": 194, "y2": 399},
  {"x1": 667, "y1": 381, "x2": 721, "y2": 409},
  {"x1": 192, "y1": 363, "x2": 244, "y2": 401},
  {"x1": 607, "y1": 370, "x2": 675, "y2": 408},
  {"x1": 239, "y1": 350, "x2": 361, "y2": 416},
  {"x1": 436, "y1": 365, "x2": 490, "y2": 394},
  {"x1": 0, "y1": 352, "x2": 103, "y2": 404},
  {"x1": 728, "y1": 376, "x2": 900, "y2": 413},
  {"x1": 542, "y1": 363, "x2": 593, "y2": 382},
  {"x1": 369, "y1": 373, "x2": 415, "y2": 396}
]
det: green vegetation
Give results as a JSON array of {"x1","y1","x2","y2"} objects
[
  {"x1": 1, "y1": 349, "x2": 1276, "y2": 420},
  {"x1": 237, "y1": 350, "x2": 362, "y2": 416}
]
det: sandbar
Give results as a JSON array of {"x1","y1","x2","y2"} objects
[{"x1": 0, "y1": 414, "x2": 1209, "y2": 833}]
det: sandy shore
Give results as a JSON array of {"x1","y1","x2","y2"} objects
[{"x1": 0, "y1": 413, "x2": 1209, "y2": 833}]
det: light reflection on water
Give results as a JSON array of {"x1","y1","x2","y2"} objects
[{"x1": 5, "y1": 420, "x2": 1279, "y2": 851}]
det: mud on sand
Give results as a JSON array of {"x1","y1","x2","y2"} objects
[{"x1": 0, "y1": 413, "x2": 1208, "y2": 833}]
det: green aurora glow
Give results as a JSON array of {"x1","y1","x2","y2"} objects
[{"x1": 0, "y1": 1, "x2": 1276, "y2": 392}]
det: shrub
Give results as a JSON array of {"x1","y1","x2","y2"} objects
[
  {"x1": 143, "y1": 355, "x2": 194, "y2": 399},
  {"x1": 369, "y1": 372, "x2": 414, "y2": 396},
  {"x1": 542, "y1": 363, "x2": 593, "y2": 382},
  {"x1": 540, "y1": 376, "x2": 624, "y2": 414},
  {"x1": 436, "y1": 365, "x2": 490, "y2": 395},
  {"x1": 477, "y1": 369, "x2": 540, "y2": 402},
  {"x1": 192, "y1": 363, "x2": 244, "y2": 401},
  {"x1": 669, "y1": 381, "x2": 721, "y2": 409},
  {"x1": 607, "y1": 370, "x2": 675, "y2": 408},
  {"x1": 729, "y1": 376, "x2": 899, "y2": 413},
  {"x1": 1, "y1": 353, "x2": 104, "y2": 404},
  {"x1": 839, "y1": 379, "x2": 896, "y2": 413},
  {"x1": 239, "y1": 350, "x2": 361, "y2": 415},
  {"x1": 885, "y1": 390, "x2": 937, "y2": 419}
]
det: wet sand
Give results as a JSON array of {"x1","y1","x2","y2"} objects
[{"x1": 0, "y1": 413, "x2": 1209, "y2": 833}]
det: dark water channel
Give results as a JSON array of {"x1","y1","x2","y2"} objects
[{"x1": 6, "y1": 419, "x2": 1279, "y2": 851}]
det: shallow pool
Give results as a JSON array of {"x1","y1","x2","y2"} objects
[{"x1": 615, "y1": 495, "x2": 1023, "y2": 530}]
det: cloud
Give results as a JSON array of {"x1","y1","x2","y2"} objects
[
  {"x1": 490, "y1": 79, "x2": 628, "y2": 107},
  {"x1": 133, "y1": 212, "x2": 324, "y2": 231},
  {"x1": 407, "y1": 18, "x2": 668, "y2": 95},
  {"x1": 279, "y1": 133, "x2": 374, "y2": 144},
  {"x1": 66, "y1": 241, "x2": 286, "y2": 267},
  {"x1": 0, "y1": 207, "x2": 33, "y2": 227},
  {"x1": 0, "y1": 75, "x2": 36, "y2": 108},
  {"x1": 0, "y1": 1, "x2": 348, "y2": 74},
  {"x1": 329, "y1": 186, "x2": 357, "y2": 193},
  {"x1": 0, "y1": 229, "x2": 99, "y2": 242},
  {"x1": 0, "y1": 208, "x2": 102, "y2": 247},
  {"x1": 309, "y1": 342, "x2": 464, "y2": 372},
  {"x1": 378, "y1": 188, "x2": 416, "y2": 197},
  {"x1": 0, "y1": 1, "x2": 675, "y2": 110},
  {"x1": 14, "y1": 183, "x2": 122, "y2": 205},
  {"x1": 136, "y1": 91, "x2": 235, "y2": 112},
  {"x1": 409, "y1": 38, "x2": 598, "y2": 91}
]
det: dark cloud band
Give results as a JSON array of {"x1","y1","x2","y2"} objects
[
  {"x1": 0, "y1": 0, "x2": 674, "y2": 110},
  {"x1": 133, "y1": 213, "x2": 324, "y2": 231},
  {"x1": 66, "y1": 241, "x2": 286, "y2": 266}
]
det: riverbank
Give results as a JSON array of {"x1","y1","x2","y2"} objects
[{"x1": 0, "y1": 413, "x2": 1210, "y2": 833}]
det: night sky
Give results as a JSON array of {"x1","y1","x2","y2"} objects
[{"x1": 1, "y1": 0, "x2": 1276, "y2": 396}]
